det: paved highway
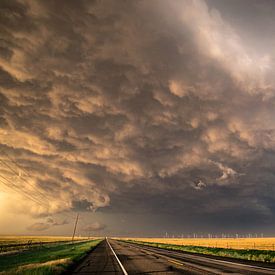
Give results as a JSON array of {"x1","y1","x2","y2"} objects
[
  {"x1": 69, "y1": 239, "x2": 122, "y2": 274},
  {"x1": 69, "y1": 238, "x2": 275, "y2": 274}
]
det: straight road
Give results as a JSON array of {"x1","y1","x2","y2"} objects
[
  {"x1": 70, "y1": 238, "x2": 275, "y2": 274},
  {"x1": 111, "y1": 240, "x2": 275, "y2": 274},
  {"x1": 69, "y1": 239, "x2": 123, "y2": 274}
]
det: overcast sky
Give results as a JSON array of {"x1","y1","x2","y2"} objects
[{"x1": 1, "y1": 0, "x2": 275, "y2": 236}]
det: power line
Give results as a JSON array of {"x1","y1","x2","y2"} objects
[
  {"x1": 0, "y1": 175, "x2": 49, "y2": 208},
  {"x1": 0, "y1": 159, "x2": 50, "y2": 202},
  {"x1": 0, "y1": 150, "x2": 59, "y2": 200},
  {"x1": 1, "y1": 150, "x2": 34, "y2": 178},
  {"x1": 0, "y1": 150, "x2": 93, "y2": 225},
  {"x1": 0, "y1": 151, "x2": 60, "y2": 201},
  {"x1": 0, "y1": 175, "x2": 78, "y2": 224},
  {"x1": 0, "y1": 155, "x2": 75, "y2": 216}
]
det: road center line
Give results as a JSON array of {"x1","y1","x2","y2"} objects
[
  {"x1": 106, "y1": 238, "x2": 128, "y2": 275},
  {"x1": 137, "y1": 243, "x2": 275, "y2": 273},
  {"x1": 168, "y1": 259, "x2": 184, "y2": 266}
]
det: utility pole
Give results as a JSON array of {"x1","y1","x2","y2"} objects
[{"x1": 72, "y1": 213, "x2": 79, "y2": 244}]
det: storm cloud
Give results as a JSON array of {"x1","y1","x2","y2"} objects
[
  {"x1": 82, "y1": 222, "x2": 106, "y2": 232},
  {"x1": 1, "y1": 0, "x2": 275, "y2": 235}
]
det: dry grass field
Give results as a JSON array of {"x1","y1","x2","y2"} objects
[
  {"x1": 128, "y1": 238, "x2": 275, "y2": 251},
  {"x1": 0, "y1": 235, "x2": 86, "y2": 246}
]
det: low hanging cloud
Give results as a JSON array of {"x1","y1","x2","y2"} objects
[
  {"x1": 1, "y1": 0, "x2": 275, "y2": 230},
  {"x1": 27, "y1": 218, "x2": 69, "y2": 232},
  {"x1": 82, "y1": 222, "x2": 106, "y2": 232},
  {"x1": 27, "y1": 223, "x2": 51, "y2": 232},
  {"x1": 46, "y1": 217, "x2": 69, "y2": 226}
]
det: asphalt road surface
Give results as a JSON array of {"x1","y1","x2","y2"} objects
[
  {"x1": 70, "y1": 238, "x2": 275, "y2": 274},
  {"x1": 69, "y1": 239, "x2": 122, "y2": 274}
]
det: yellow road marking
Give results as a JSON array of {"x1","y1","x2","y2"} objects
[{"x1": 168, "y1": 259, "x2": 183, "y2": 266}]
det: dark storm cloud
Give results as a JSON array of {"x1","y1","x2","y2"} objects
[
  {"x1": 82, "y1": 222, "x2": 106, "y2": 232},
  {"x1": 1, "y1": 0, "x2": 275, "y2": 233}
]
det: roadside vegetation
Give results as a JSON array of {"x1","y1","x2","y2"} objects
[
  {"x1": 0, "y1": 239, "x2": 102, "y2": 275},
  {"x1": 126, "y1": 239, "x2": 275, "y2": 263},
  {"x1": 0, "y1": 236, "x2": 88, "y2": 254},
  {"x1": 125, "y1": 237, "x2": 275, "y2": 250},
  {"x1": 0, "y1": 236, "x2": 85, "y2": 246}
]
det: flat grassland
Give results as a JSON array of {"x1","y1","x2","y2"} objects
[
  {"x1": 0, "y1": 236, "x2": 90, "y2": 254},
  {"x1": 0, "y1": 238, "x2": 102, "y2": 275},
  {"x1": 128, "y1": 238, "x2": 275, "y2": 250},
  {"x1": 125, "y1": 238, "x2": 275, "y2": 263},
  {"x1": 0, "y1": 236, "x2": 85, "y2": 246}
]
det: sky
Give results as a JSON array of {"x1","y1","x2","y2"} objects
[{"x1": 1, "y1": 0, "x2": 275, "y2": 237}]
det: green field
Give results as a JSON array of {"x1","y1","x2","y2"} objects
[
  {"x1": 126, "y1": 239, "x2": 275, "y2": 263},
  {"x1": 0, "y1": 239, "x2": 102, "y2": 274}
]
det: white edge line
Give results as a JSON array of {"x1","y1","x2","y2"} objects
[
  {"x1": 169, "y1": 250, "x2": 275, "y2": 272},
  {"x1": 203, "y1": 257, "x2": 275, "y2": 272},
  {"x1": 106, "y1": 237, "x2": 128, "y2": 275}
]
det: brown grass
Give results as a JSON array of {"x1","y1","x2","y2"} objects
[
  {"x1": 0, "y1": 235, "x2": 87, "y2": 246},
  {"x1": 16, "y1": 258, "x2": 70, "y2": 270},
  {"x1": 126, "y1": 238, "x2": 275, "y2": 250}
]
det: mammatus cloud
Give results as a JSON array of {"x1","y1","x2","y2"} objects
[{"x1": 1, "y1": 0, "x2": 275, "y2": 232}]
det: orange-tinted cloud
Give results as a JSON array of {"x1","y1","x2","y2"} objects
[{"x1": 1, "y1": 0, "x2": 275, "y2": 234}]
